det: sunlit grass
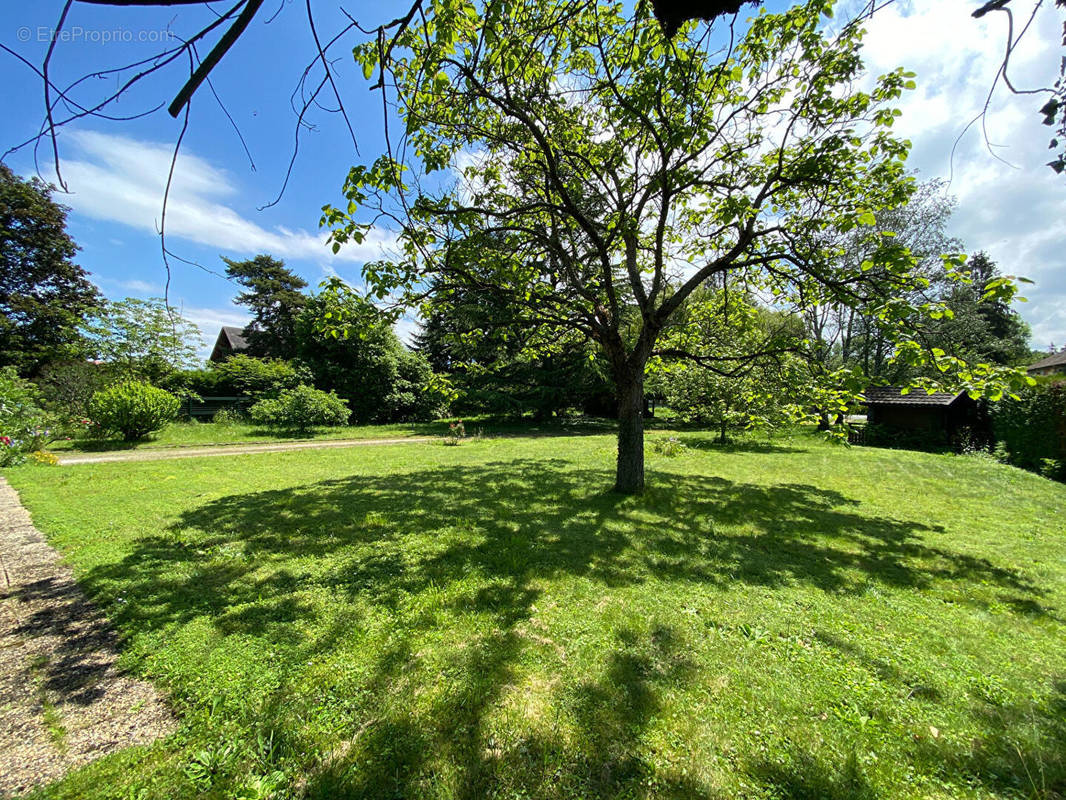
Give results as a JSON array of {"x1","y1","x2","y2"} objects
[{"x1": 7, "y1": 430, "x2": 1066, "y2": 799}]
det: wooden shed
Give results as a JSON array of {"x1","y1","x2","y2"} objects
[{"x1": 862, "y1": 386, "x2": 983, "y2": 445}]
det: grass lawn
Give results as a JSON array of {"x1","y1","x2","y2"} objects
[
  {"x1": 5, "y1": 431, "x2": 1066, "y2": 799},
  {"x1": 45, "y1": 416, "x2": 621, "y2": 453}
]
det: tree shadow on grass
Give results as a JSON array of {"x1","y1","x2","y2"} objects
[
  {"x1": 72, "y1": 458, "x2": 1055, "y2": 798},
  {"x1": 670, "y1": 435, "x2": 810, "y2": 455}
]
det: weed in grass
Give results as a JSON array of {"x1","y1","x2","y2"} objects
[{"x1": 650, "y1": 436, "x2": 686, "y2": 457}]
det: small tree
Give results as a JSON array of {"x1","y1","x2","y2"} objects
[
  {"x1": 657, "y1": 290, "x2": 806, "y2": 442},
  {"x1": 83, "y1": 297, "x2": 202, "y2": 383},
  {"x1": 34, "y1": 359, "x2": 117, "y2": 417},
  {"x1": 89, "y1": 381, "x2": 180, "y2": 441}
]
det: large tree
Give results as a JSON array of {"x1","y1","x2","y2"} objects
[
  {"x1": 802, "y1": 178, "x2": 962, "y2": 386},
  {"x1": 930, "y1": 252, "x2": 1032, "y2": 367},
  {"x1": 224, "y1": 254, "x2": 309, "y2": 359},
  {"x1": 0, "y1": 164, "x2": 101, "y2": 374},
  {"x1": 323, "y1": 0, "x2": 1021, "y2": 493}
]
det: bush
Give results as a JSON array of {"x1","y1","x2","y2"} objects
[
  {"x1": 167, "y1": 356, "x2": 308, "y2": 400},
  {"x1": 989, "y1": 381, "x2": 1066, "y2": 481},
  {"x1": 0, "y1": 367, "x2": 58, "y2": 465},
  {"x1": 211, "y1": 407, "x2": 246, "y2": 426},
  {"x1": 248, "y1": 384, "x2": 349, "y2": 432},
  {"x1": 383, "y1": 349, "x2": 450, "y2": 422},
  {"x1": 89, "y1": 381, "x2": 181, "y2": 441}
]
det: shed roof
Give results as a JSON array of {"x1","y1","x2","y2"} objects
[
  {"x1": 1027, "y1": 350, "x2": 1066, "y2": 373},
  {"x1": 863, "y1": 386, "x2": 966, "y2": 407}
]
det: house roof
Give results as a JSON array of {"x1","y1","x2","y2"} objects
[
  {"x1": 1027, "y1": 350, "x2": 1066, "y2": 373},
  {"x1": 862, "y1": 386, "x2": 966, "y2": 407},
  {"x1": 209, "y1": 326, "x2": 250, "y2": 362},
  {"x1": 219, "y1": 326, "x2": 249, "y2": 351}
]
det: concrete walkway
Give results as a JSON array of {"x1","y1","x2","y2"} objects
[
  {"x1": 57, "y1": 436, "x2": 437, "y2": 465},
  {"x1": 0, "y1": 477, "x2": 175, "y2": 795}
]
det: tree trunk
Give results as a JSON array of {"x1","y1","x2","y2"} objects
[
  {"x1": 614, "y1": 373, "x2": 645, "y2": 494},
  {"x1": 719, "y1": 419, "x2": 728, "y2": 444}
]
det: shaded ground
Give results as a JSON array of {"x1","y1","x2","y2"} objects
[{"x1": 0, "y1": 478, "x2": 174, "y2": 796}]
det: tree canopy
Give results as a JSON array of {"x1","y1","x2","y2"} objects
[
  {"x1": 0, "y1": 164, "x2": 101, "y2": 374},
  {"x1": 224, "y1": 254, "x2": 309, "y2": 360},
  {"x1": 83, "y1": 297, "x2": 203, "y2": 383}
]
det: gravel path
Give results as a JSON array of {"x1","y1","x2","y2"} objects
[
  {"x1": 0, "y1": 477, "x2": 175, "y2": 796},
  {"x1": 58, "y1": 436, "x2": 437, "y2": 465}
]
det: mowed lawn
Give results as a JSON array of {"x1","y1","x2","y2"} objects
[{"x1": 6, "y1": 432, "x2": 1066, "y2": 799}]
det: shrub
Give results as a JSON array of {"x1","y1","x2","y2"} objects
[
  {"x1": 989, "y1": 381, "x2": 1066, "y2": 481},
  {"x1": 383, "y1": 349, "x2": 450, "y2": 422},
  {"x1": 212, "y1": 406, "x2": 246, "y2": 426},
  {"x1": 167, "y1": 356, "x2": 308, "y2": 400},
  {"x1": 0, "y1": 367, "x2": 57, "y2": 465},
  {"x1": 248, "y1": 384, "x2": 349, "y2": 432},
  {"x1": 34, "y1": 360, "x2": 117, "y2": 417},
  {"x1": 89, "y1": 381, "x2": 180, "y2": 440}
]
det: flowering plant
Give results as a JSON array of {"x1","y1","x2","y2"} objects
[{"x1": 444, "y1": 419, "x2": 466, "y2": 445}]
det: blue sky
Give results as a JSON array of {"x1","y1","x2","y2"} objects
[{"x1": 2, "y1": 0, "x2": 1064, "y2": 358}]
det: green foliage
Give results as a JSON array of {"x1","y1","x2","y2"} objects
[
  {"x1": 295, "y1": 290, "x2": 444, "y2": 423},
  {"x1": 213, "y1": 355, "x2": 307, "y2": 399},
  {"x1": 386, "y1": 348, "x2": 450, "y2": 422},
  {"x1": 83, "y1": 297, "x2": 202, "y2": 383},
  {"x1": 656, "y1": 289, "x2": 807, "y2": 441},
  {"x1": 0, "y1": 366, "x2": 55, "y2": 464},
  {"x1": 33, "y1": 359, "x2": 117, "y2": 417},
  {"x1": 248, "y1": 384, "x2": 350, "y2": 432},
  {"x1": 325, "y1": 0, "x2": 1032, "y2": 490},
  {"x1": 928, "y1": 253, "x2": 1032, "y2": 368},
  {"x1": 990, "y1": 380, "x2": 1066, "y2": 480},
  {"x1": 211, "y1": 407, "x2": 246, "y2": 426},
  {"x1": 649, "y1": 436, "x2": 687, "y2": 457},
  {"x1": 0, "y1": 164, "x2": 102, "y2": 374},
  {"x1": 89, "y1": 381, "x2": 180, "y2": 441},
  {"x1": 224, "y1": 255, "x2": 308, "y2": 359},
  {"x1": 416, "y1": 262, "x2": 614, "y2": 419}
]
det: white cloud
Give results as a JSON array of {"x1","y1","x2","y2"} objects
[
  {"x1": 56, "y1": 130, "x2": 399, "y2": 266},
  {"x1": 112, "y1": 278, "x2": 162, "y2": 294},
  {"x1": 394, "y1": 316, "x2": 421, "y2": 347},
  {"x1": 850, "y1": 0, "x2": 1066, "y2": 347}
]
